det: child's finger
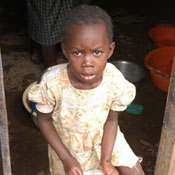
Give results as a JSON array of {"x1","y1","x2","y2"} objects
[
  {"x1": 111, "y1": 170, "x2": 119, "y2": 175},
  {"x1": 106, "y1": 170, "x2": 113, "y2": 175},
  {"x1": 105, "y1": 168, "x2": 119, "y2": 175},
  {"x1": 72, "y1": 167, "x2": 83, "y2": 175}
]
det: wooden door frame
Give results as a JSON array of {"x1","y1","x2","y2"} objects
[{"x1": 154, "y1": 58, "x2": 175, "y2": 175}]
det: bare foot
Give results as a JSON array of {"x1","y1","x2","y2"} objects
[{"x1": 30, "y1": 52, "x2": 43, "y2": 64}]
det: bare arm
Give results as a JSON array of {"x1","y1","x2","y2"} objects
[
  {"x1": 36, "y1": 111, "x2": 83, "y2": 175},
  {"x1": 101, "y1": 110, "x2": 119, "y2": 175}
]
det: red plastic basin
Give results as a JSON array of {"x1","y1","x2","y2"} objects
[
  {"x1": 148, "y1": 26, "x2": 175, "y2": 48},
  {"x1": 144, "y1": 47, "x2": 174, "y2": 92}
]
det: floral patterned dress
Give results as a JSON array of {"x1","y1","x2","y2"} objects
[{"x1": 28, "y1": 63, "x2": 139, "y2": 175}]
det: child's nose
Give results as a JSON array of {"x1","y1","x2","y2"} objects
[{"x1": 82, "y1": 54, "x2": 93, "y2": 67}]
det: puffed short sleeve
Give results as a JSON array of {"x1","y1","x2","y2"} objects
[
  {"x1": 28, "y1": 80, "x2": 56, "y2": 114},
  {"x1": 110, "y1": 70, "x2": 136, "y2": 112}
]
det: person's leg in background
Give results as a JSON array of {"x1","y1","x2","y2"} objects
[
  {"x1": 26, "y1": 0, "x2": 76, "y2": 68},
  {"x1": 41, "y1": 45, "x2": 57, "y2": 67}
]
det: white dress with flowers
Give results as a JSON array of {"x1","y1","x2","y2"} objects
[{"x1": 28, "y1": 62, "x2": 139, "y2": 175}]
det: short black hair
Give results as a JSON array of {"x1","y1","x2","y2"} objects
[{"x1": 61, "y1": 5, "x2": 113, "y2": 43}]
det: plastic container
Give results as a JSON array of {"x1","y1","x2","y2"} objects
[
  {"x1": 148, "y1": 25, "x2": 175, "y2": 48},
  {"x1": 84, "y1": 170, "x2": 104, "y2": 175},
  {"x1": 144, "y1": 47, "x2": 174, "y2": 92},
  {"x1": 22, "y1": 81, "x2": 38, "y2": 126}
]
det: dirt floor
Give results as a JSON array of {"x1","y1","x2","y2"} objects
[{"x1": 0, "y1": 1, "x2": 174, "y2": 175}]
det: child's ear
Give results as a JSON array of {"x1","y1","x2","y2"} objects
[
  {"x1": 61, "y1": 43, "x2": 68, "y2": 59},
  {"x1": 107, "y1": 41, "x2": 115, "y2": 60}
]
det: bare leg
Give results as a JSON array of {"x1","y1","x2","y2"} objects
[
  {"x1": 41, "y1": 45, "x2": 57, "y2": 67},
  {"x1": 117, "y1": 161, "x2": 145, "y2": 175},
  {"x1": 29, "y1": 40, "x2": 43, "y2": 64}
]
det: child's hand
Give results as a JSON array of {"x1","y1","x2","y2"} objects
[
  {"x1": 62, "y1": 156, "x2": 83, "y2": 175},
  {"x1": 102, "y1": 161, "x2": 119, "y2": 175}
]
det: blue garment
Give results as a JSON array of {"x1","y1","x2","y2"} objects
[{"x1": 29, "y1": 101, "x2": 37, "y2": 113}]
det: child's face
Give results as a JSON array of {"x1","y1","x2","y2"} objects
[{"x1": 62, "y1": 23, "x2": 115, "y2": 89}]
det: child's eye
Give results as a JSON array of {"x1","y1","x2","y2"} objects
[
  {"x1": 73, "y1": 51, "x2": 82, "y2": 56},
  {"x1": 93, "y1": 50, "x2": 103, "y2": 56}
]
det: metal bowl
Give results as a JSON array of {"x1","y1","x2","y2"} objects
[{"x1": 110, "y1": 60, "x2": 145, "y2": 84}]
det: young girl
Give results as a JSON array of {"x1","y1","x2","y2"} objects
[{"x1": 28, "y1": 5, "x2": 145, "y2": 175}]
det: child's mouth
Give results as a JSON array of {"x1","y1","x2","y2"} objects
[{"x1": 81, "y1": 74, "x2": 95, "y2": 80}]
